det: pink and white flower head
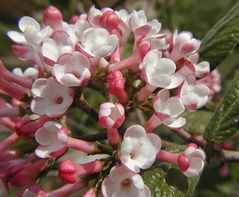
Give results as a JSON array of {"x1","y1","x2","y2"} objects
[
  {"x1": 120, "y1": 125, "x2": 161, "y2": 172},
  {"x1": 142, "y1": 50, "x2": 183, "y2": 89},
  {"x1": 102, "y1": 165, "x2": 151, "y2": 197},
  {"x1": 53, "y1": 52, "x2": 91, "y2": 87},
  {"x1": 41, "y1": 31, "x2": 74, "y2": 65},
  {"x1": 169, "y1": 32, "x2": 201, "y2": 62},
  {"x1": 31, "y1": 77, "x2": 73, "y2": 117},
  {"x1": 7, "y1": 16, "x2": 52, "y2": 46},
  {"x1": 178, "y1": 144, "x2": 206, "y2": 177},
  {"x1": 98, "y1": 102, "x2": 125, "y2": 129},
  {"x1": 35, "y1": 121, "x2": 68, "y2": 158},
  {"x1": 12, "y1": 67, "x2": 39, "y2": 80},
  {"x1": 78, "y1": 27, "x2": 118, "y2": 57},
  {"x1": 153, "y1": 89, "x2": 186, "y2": 129},
  {"x1": 179, "y1": 78, "x2": 210, "y2": 110}
]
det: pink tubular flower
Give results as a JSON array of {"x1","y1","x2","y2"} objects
[
  {"x1": 120, "y1": 125, "x2": 161, "y2": 172},
  {"x1": 98, "y1": 102, "x2": 125, "y2": 129},
  {"x1": 43, "y1": 5, "x2": 63, "y2": 31},
  {"x1": 179, "y1": 78, "x2": 210, "y2": 110},
  {"x1": 137, "y1": 50, "x2": 183, "y2": 101},
  {"x1": 178, "y1": 144, "x2": 206, "y2": 177},
  {"x1": 98, "y1": 102, "x2": 125, "y2": 145},
  {"x1": 150, "y1": 89, "x2": 186, "y2": 130},
  {"x1": 53, "y1": 52, "x2": 91, "y2": 87},
  {"x1": 59, "y1": 160, "x2": 102, "y2": 183},
  {"x1": 41, "y1": 31, "x2": 74, "y2": 65},
  {"x1": 169, "y1": 32, "x2": 201, "y2": 62},
  {"x1": 102, "y1": 165, "x2": 151, "y2": 197},
  {"x1": 30, "y1": 77, "x2": 73, "y2": 117},
  {"x1": 198, "y1": 69, "x2": 221, "y2": 98},
  {"x1": 107, "y1": 71, "x2": 128, "y2": 103},
  {"x1": 35, "y1": 121, "x2": 95, "y2": 158}
]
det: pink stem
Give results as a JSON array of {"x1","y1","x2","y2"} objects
[
  {"x1": 67, "y1": 137, "x2": 95, "y2": 153},
  {"x1": 136, "y1": 83, "x2": 156, "y2": 102},
  {"x1": 107, "y1": 128, "x2": 120, "y2": 144},
  {"x1": 0, "y1": 78, "x2": 28, "y2": 100},
  {"x1": 77, "y1": 161, "x2": 102, "y2": 176},
  {"x1": 47, "y1": 180, "x2": 84, "y2": 197},
  {"x1": 0, "y1": 107, "x2": 19, "y2": 118},
  {"x1": 0, "y1": 132, "x2": 19, "y2": 155},
  {"x1": 144, "y1": 114, "x2": 162, "y2": 133},
  {"x1": 0, "y1": 117, "x2": 16, "y2": 131},
  {"x1": 156, "y1": 150, "x2": 179, "y2": 164},
  {"x1": 109, "y1": 52, "x2": 141, "y2": 71},
  {"x1": 0, "y1": 61, "x2": 32, "y2": 89}
]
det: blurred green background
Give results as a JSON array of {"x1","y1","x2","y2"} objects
[{"x1": 1, "y1": 0, "x2": 239, "y2": 196}]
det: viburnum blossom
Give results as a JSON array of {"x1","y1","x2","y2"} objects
[
  {"x1": 31, "y1": 77, "x2": 73, "y2": 117},
  {"x1": 0, "y1": 4, "x2": 223, "y2": 197},
  {"x1": 102, "y1": 165, "x2": 151, "y2": 197},
  {"x1": 120, "y1": 125, "x2": 161, "y2": 172}
]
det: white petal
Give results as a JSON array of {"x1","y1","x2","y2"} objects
[
  {"x1": 19, "y1": 16, "x2": 40, "y2": 32},
  {"x1": 41, "y1": 38, "x2": 59, "y2": 62},
  {"x1": 164, "y1": 117, "x2": 186, "y2": 129},
  {"x1": 165, "y1": 97, "x2": 185, "y2": 117},
  {"x1": 124, "y1": 125, "x2": 146, "y2": 139},
  {"x1": 7, "y1": 31, "x2": 26, "y2": 44},
  {"x1": 31, "y1": 78, "x2": 48, "y2": 97}
]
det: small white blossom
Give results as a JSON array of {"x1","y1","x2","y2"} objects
[
  {"x1": 78, "y1": 27, "x2": 118, "y2": 57},
  {"x1": 35, "y1": 121, "x2": 68, "y2": 158},
  {"x1": 142, "y1": 50, "x2": 183, "y2": 89},
  {"x1": 53, "y1": 52, "x2": 91, "y2": 87},
  {"x1": 31, "y1": 77, "x2": 73, "y2": 117},
  {"x1": 102, "y1": 165, "x2": 151, "y2": 197},
  {"x1": 120, "y1": 125, "x2": 161, "y2": 172}
]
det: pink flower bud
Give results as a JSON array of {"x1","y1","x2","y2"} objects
[
  {"x1": 59, "y1": 160, "x2": 102, "y2": 183},
  {"x1": 107, "y1": 71, "x2": 128, "y2": 103},
  {"x1": 11, "y1": 44, "x2": 28, "y2": 59},
  {"x1": 70, "y1": 15, "x2": 79, "y2": 24},
  {"x1": 100, "y1": 11, "x2": 120, "y2": 31},
  {"x1": 177, "y1": 153, "x2": 190, "y2": 172},
  {"x1": 43, "y1": 6, "x2": 63, "y2": 31}
]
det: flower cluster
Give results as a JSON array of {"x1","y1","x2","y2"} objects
[{"x1": 0, "y1": 5, "x2": 221, "y2": 197}]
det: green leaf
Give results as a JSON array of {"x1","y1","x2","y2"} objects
[
  {"x1": 142, "y1": 146, "x2": 199, "y2": 197},
  {"x1": 204, "y1": 71, "x2": 239, "y2": 142},
  {"x1": 182, "y1": 110, "x2": 213, "y2": 134},
  {"x1": 199, "y1": 2, "x2": 239, "y2": 69}
]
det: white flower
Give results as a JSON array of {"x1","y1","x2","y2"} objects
[
  {"x1": 78, "y1": 27, "x2": 118, "y2": 57},
  {"x1": 102, "y1": 165, "x2": 151, "y2": 197},
  {"x1": 120, "y1": 125, "x2": 161, "y2": 173},
  {"x1": 169, "y1": 31, "x2": 201, "y2": 62},
  {"x1": 129, "y1": 10, "x2": 147, "y2": 31},
  {"x1": 35, "y1": 121, "x2": 68, "y2": 158},
  {"x1": 153, "y1": 89, "x2": 186, "y2": 129},
  {"x1": 53, "y1": 52, "x2": 91, "y2": 87},
  {"x1": 180, "y1": 79, "x2": 210, "y2": 110},
  {"x1": 181, "y1": 144, "x2": 206, "y2": 177},
  {"x1": 30, "y1": 77, "x2": 73, "y2": 117},
  {"x1": 142, "y1": 50, "x2": 183, "y2": 89},
  {"x1": 41, "y1": 31, "x2": 74, "y2": 65},
  {"x1": 7, "y1": 16, "x2": 52, "y2": 46},
  {"x1": 98, "y1": 102, "x2": 125, "y2": 129},
  {"x1": 12, "y1": 67, "x2": 39, "y2": 79}
]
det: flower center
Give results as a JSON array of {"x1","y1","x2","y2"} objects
[
  {"x1": 121, "y1": 178, "x2": 131, "y2": 187},
  {"x1": 54, "y1": 96, "x2": 63, "y2": 104}
]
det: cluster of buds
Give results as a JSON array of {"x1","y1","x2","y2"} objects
[{"x1": 0, "y1": 5, "x2": 221, "y2": 197}]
